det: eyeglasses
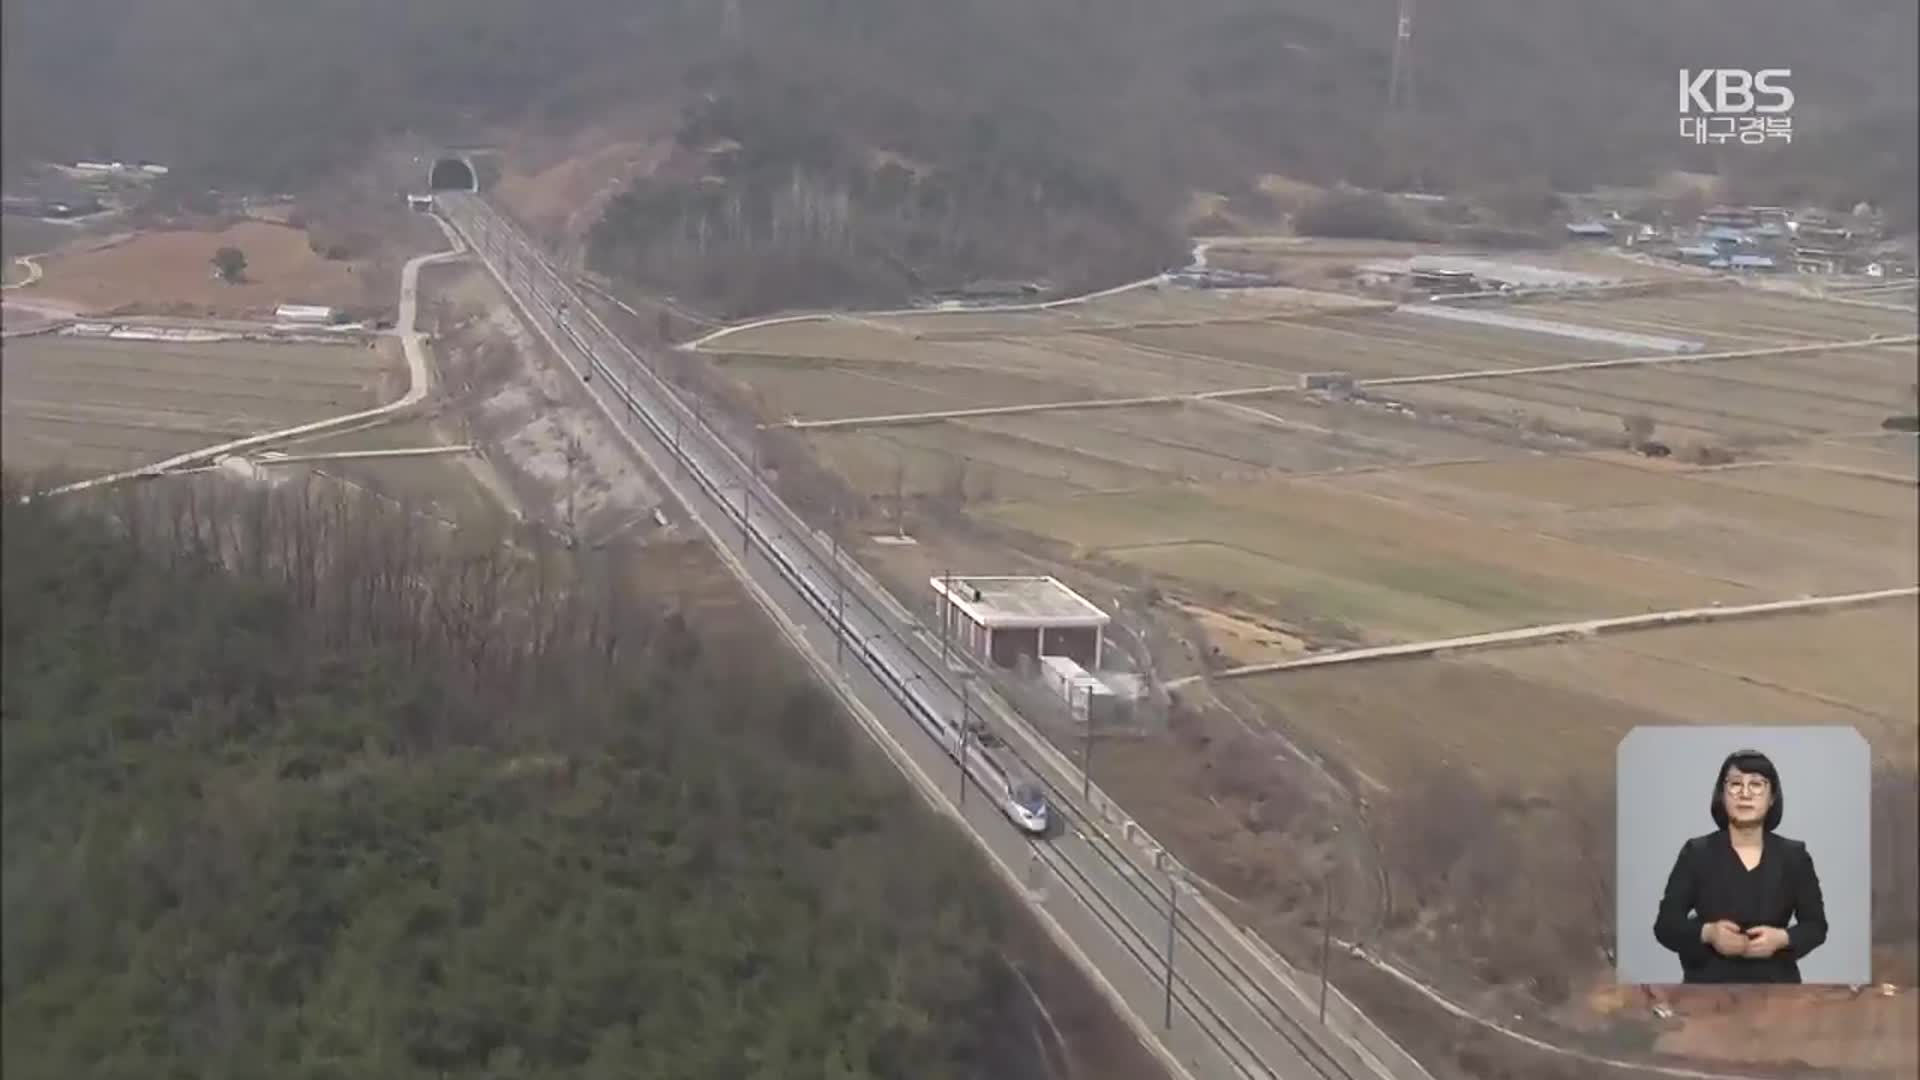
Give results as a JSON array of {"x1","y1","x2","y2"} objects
[{"x1": 1724, "y1": 778, "x2": 1771, "y2": 796}]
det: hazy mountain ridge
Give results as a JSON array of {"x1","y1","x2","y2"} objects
[{"x1": 4, "y1": 0, "x2": 1913, "y2": 307}]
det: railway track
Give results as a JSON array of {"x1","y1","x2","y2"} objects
[{"x1": 438, "y1": 192, "x2": 1418, "y2": 1080}]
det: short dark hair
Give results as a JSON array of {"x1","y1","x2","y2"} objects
[{"x1": 1711, "y1": 748, "x2": 1784, "y2": 831}]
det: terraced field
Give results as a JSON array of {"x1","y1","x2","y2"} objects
[{"x1": 0, "y1": 334, "x2": 402, "y2": 476}]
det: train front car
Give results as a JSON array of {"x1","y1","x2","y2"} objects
[{"x1": 1005, "y1": 777, "x2": 1050, "y2": 835}]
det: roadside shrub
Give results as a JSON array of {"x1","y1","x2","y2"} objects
[
  {"x1": 1293, "y1": 192, "x2": 1434, "y2": 242},
  {"x1": 1681, "y1": 443, "x2": 1738, "y2": 465}
]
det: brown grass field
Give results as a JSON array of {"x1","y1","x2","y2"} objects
[
  {"x1": 1649, "y1": 986, "x2": 1918, "y2": 1075},
  {"x1": 23, "y1": 220, "x2": 370, "y2": 318},
  {"x1": 984, "y1": 471, "x2": 1769, "y2": 643},
  {"x1": 301, "y1": 455, "x2": 508, "y2": 527},
  {"x1": 1388, "y1": 342, "x2": 1917, "y2": 447},
  {"x1": 1232, "y1": 598, "x2": 1917, "y2": 799},
  {"x1": 1523, "y1": 291, "x2": 1918, "y2": 346},
  {"x1": 797, "y1": 389, "x2": 1524, "y2": 506},
  {"x1": 1331, "y1": 454, "x2": 1916, "y2": 596},
  {"x1": 0, "y1": 334, "x2": 404, "y2": 475},
  {"x1": 1109, "y1": 314, "x2": 1624, "y2": 381},
  {"x1": 1783, "y1": 431, "x2": 1919, "y2": 476}
]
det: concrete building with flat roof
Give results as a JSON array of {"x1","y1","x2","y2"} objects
[{"x1": 931, "y1": 575, "x2": 1110, "y2": 670}]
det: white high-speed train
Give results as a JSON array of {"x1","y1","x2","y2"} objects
[
  {"x1": 1002, "y1": 774, "x2": 1051, "y2": 835},
  {"x1": 948, "y1": 719, "x2": 1050, "y2": 836},
  {"x1": 599, "y1": 374, "x2": 1052, "y2": 840}
]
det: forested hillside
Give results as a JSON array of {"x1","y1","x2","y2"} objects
[
  {"x1": 4, "y1": 0, "x2": 1914, "y2": 308},
  {"x1": 0, "y1": 477, "x2": 1130, "y2": 1080}
]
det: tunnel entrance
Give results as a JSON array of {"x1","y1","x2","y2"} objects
[{"x1": 428, "y1": 157, "x2": 478, "y2": 192}]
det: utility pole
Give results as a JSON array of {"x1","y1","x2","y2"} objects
[
  {"x1": 831, "y1": 507, "x2": 846, "y2": 670},
  {"x1": 1081, "y1": 683, "x2": 1094, "y2": 802},
  {"x1": 957, "y1": 700, "x2": 969, "y2": 808},
  {"x1": 1386, "y1": 0, "x2": 1415, "y2": 115},
  {"x1": 562, "y1": 435, "x2": 583, "y2": 549},
  {"x1": 1082, "y1": 707, "x2": 1098, "y2": 799},
  {"x1": 1319, "y1": 876, "x2": 1334, "y2": 1025},
  {"x1": 941, "y1": 569, "x2": 952, "y2": 667},
  {"x1": 892, "y1": 458, "x2": 906, "y2": 538},
  {"x1": 1163, "y1": 868, "x2": 1179, "y2": 1029},
  {"x1": 1384, "y1": 0, "x2": 1421, "y2": 189},
  {"x1": 961, "y1": 673, "x2": 973, "y2": 745},
  {"x1": 743, "y1": 438, "x2": 760, "y2": 554}
]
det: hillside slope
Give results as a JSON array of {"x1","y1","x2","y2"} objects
[{"x1": 4, "y1": 0, "x2": 1914, "y2": 308}]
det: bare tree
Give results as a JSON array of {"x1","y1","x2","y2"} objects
[
  {"x1": 1563, "y1": 778, "x2": 1617, "y2": 967},
  {"x1": 562, "y1": 435, "x2": 586, "y2": 547},
  {"x1": 1872, "y1": 766, "x2": 1919, "y2": 982},
  {"x1": 1621, "y1": 413, "x2": 1656, "y2": 448},
  {"x1": 937, "y1": 458, "x2": 969, "y2": 516},
  {"x1": 890, "y1": 457, "x2": 907, "y2": 538}
]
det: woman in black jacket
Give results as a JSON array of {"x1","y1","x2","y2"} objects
[{"x1": 1653, "y1": 748, "x2": 1828, "y2": 983}]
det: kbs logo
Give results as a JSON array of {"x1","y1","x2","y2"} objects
[{"x1": 1679, "y1": 69, "x2": 1794, "y2": 146}]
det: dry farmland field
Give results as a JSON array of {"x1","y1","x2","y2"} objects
[
  {"x1": 1334, "y1": 452, "x2": 1917, "y2": 596},
  {"x1": 0, "y1": 334, "x2": 405, "y2": 477},
  {"x1": 23, "y1": 220, "x2": 371, "y2": 319},
  {"x1": 1521, "y1": 290, "x2": 1916, "y2": 349},
  {"x1": 702, "y1": 273, "x2": 1918, "y2": 789},
  {"x1": 1231, "y1": 597, "x2": 1918, "y2": 799}
]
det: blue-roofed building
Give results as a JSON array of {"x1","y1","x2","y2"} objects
[
  {"x1": 1729, "y1": 254, "x2": 1776, "y2": 272},
  {"x1": 1675, "y1": 244, "x2": 1721, "y2": 264},
  {"x1": 1705, "y1": 226, "x2": 1749, "y2": 248}
]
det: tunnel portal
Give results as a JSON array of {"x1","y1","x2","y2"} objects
[{"x1": 428, "y1": 157, "x2": 478, "y2": 192}]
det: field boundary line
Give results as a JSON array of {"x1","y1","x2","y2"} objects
[
  {"x1": 1360, "y1": 333, "x2": 1917, "y2": 388},
  {"x1": 1678, "y1": 459, "x2": 1917, "y2": 487},
  {"x1": 681, "y1": 261, "x2": 1188, "y2": 352},
  {"x1": 909, "y1": 306, "x2": 1395, "y2": 342},
  {"x1": 1017, "y1": 458, "x2": 1499, "y2": 506},
  {"x1": 0, "y1": 318, "x2": 73, "y2": 340},
  {"x1": 760, "y1": 333, "x2": 1916, "y2": 432},
  {"x1": 1816, "y1": 292, "x2": 1918, "y2": 313},
  {"x1": 1277, "y1": 460, "x2": 1782, "y2": 592},
  {"x1": 1604, "y1": 639, "x2": 1900, "y2": 721},
  {"x1": 257, "y1": 445, "x2": 476, "y2": 465},
  {"x1": 1329, "y1": 941, "x2": 1779, "y2": 1080},
  {"x1": 776, "y1": 391, "x2": 1201, "y2": 431},
  {"x1": 1592, "y1": 454, "x2": 1919, "y2": 512},
  {"x1": 1167, "y1": 586, "x2": 1920, "y2": 687},
  {"x1": 24, "y1": 219, "x2": 467, "y2": 502},
  {"x1": 2, "y1": 254, "x2": 44, "y2": 290},
  {"x1": 1198, "y1": 396, "x2": 1425, "y2": 454}
]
